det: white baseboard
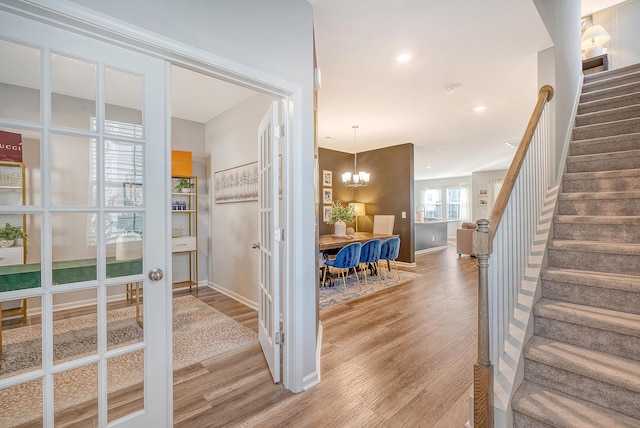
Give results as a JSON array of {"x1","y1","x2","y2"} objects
[
  {"x1": 206, "y1": 282, "x2": 258, "y2": 311},
  {"x1": 303, "y1": 321, "x2": 322, "y2": 391},
  {"x1": 415, "y1": 245, "x2": 448, "y2": 255},
  {"x1": 24, "y1": 292, "x2": 128, "y2": 317}
]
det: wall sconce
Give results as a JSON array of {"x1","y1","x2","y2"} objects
[{"x1": 581, "y1": 24, "x2": 611, "y2": 59}]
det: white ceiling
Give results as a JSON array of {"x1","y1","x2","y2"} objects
[{"x1": 172, "y1": 0, "x2": 625, "y2": 180}]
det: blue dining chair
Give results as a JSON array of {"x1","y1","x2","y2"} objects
[
  {"x1": 323, "y1": 242, "x2": 362, "y2": 291},
  {"x1": 358, "y1": 239, "x2": 382, "y2": 285},
  {"x1": 379, "y1": 237, "x2": 401, "y2": 281}
]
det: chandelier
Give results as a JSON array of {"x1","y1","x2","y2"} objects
[{"x1": 342, "y1": 125, "x2": 370, "y2": 187}]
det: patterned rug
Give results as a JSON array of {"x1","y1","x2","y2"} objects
[
  {"x1": 0, "y1": 295, "x2": 257, "y2": 426},
  {"x1": 319, "y1": 269, "x2": 422, "y2": 308}
]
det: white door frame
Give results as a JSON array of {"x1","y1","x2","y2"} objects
[{"x1": 0, "y1": 0, "x2": 319, "y2": 395}]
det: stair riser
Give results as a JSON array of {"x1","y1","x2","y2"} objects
[
  {"x1": 524, "y1": 360, "x2": 640, "y2": 419},
  {"x1": 566, "y1": 155, "x2": 640, "y2": 172},
  {"x1": 542, "y1": 280, "x2": 640, "y2": 315},
  {"x1": 570, "y1": 136, "x2": 640, "y2": 156},
  {"x1": 580, "y1": 81, "x2": 640, "y2": 103},
  {"x1": 548, "y1": 248, "x2": 640, "y2": 275},
  {"x1": 534, "y1": 317, "x2": 640, "y2": 362},
  {"x1": 575, "y1": 105, "x2": 640, "y2": 127},
  {"x1": 557, "y1": 198, "x2": 639, "y2": 216},
  {"x1": 584, "y1": 64, "x2": 640, "y2": 83},
  {"x1": 553, "y1": 223, "x2": 640, "y2": 243},
  {"x1": 583, "y1": 73, "x2": 640, "y2": 94},
  {"x1": 563, "y1": 176, "x2": 640, "y2": 192},
  {"x1": 578, "y1": 94, "x2": 640, "y2": 115},
  {"x1": 513, "y1": 412, "x2": 554, "y2": 428},
  {"x1": 573, "y1": 120, "x2": 640, "y2": 141}
]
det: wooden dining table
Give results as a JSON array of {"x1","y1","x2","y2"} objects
[{"x1": 319, "y1": 232, "x2": 397, "y2": 251}]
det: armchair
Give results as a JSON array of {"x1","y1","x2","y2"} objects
[{"x1": 456, "y1": 222, "x2": 477, "y2": 257}]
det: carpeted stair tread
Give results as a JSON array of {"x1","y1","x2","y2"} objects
[
  {"x1": 512, "y1": 380, "x2": 640, "y2": 428},
  {"x1": 570, "y1": 132, "x2": 640, "y2": 156},
  {"x1": 584, "y1": 62, "x2": 640, "y2": 84},
  {"x1": 575, "y1": 104, "x2": 640, "y2": 127},
  {"x1": 564, "y1": 167, "x2": 640, "y2": 180},
  {"x1": 578, "y1": 92, "x2": 640, "y2": 115},
  {"x1": 573, "y1": 117, "x2": 640, "y2": 141},
  {"x1": 558, "y1": 190, "x2": 640, "y2": 200},
  {"x1": 525, "y1": 336, "x2": 640, "y2": 393},
  {"x1": 580, "y1": 81, "x2": 640, "y2": 104},
  {"x1": 554, "y1": 215, "x2": 640, "y2": 225},
  {"x1": 566, "y1": 148, "x2": 640, "y2": 173},
  {"x1": 534, "y1": 298, "x2": 640, "y2": 338},
  {"x1": 582, "y1": 70, "x2": 640, "y2": 94},
  {"x1": 542, "y1": 268, "x2": 640, "y2": 293},
  {"x1": 548, "y1": 239, "x2": 640, "y2": 255}
]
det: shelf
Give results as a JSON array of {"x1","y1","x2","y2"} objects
[
  {"x1": 171, "y1": 210, "x2": 196, "y2": 213},
  {"x1": 171, "y1": 175, "x2": 197, "y2": 294}
]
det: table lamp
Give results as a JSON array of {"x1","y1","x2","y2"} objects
[
  {"x1": 581, "y1": 24, "x2": 611, "y2": 59},
  {"x1": 349, "y1": 202, "x2": 366, "y2": 233}
]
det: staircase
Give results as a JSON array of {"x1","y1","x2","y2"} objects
[{"x1": 512, "y1": 64, "x2": 640, "y2": 427}]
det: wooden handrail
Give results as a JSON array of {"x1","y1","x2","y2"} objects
[
  {"x1": 472, "y1": 84, "x2": 554, "y2": 428},
  {"x1": 488, "y1": 85, "x2": 554, "y2": 237}
]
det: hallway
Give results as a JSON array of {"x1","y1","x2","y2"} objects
[{"x1": 175, "y1": 243, "x2": 477, "y2": 427}]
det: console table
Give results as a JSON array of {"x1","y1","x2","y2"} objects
[{"x1": 582, "y1": 53, "x2": 609, "y2": 75}]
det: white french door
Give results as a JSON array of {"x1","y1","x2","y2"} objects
[
  {"x1": 257, "y1": 101, "x2": 281, "y2": 382},
  {"x1": 0, "y1": 10, "x2": 169, "y2": 427}
]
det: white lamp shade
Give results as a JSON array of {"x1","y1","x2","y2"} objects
[
  {"x1": 581, "y1": 25, "x2": 611, "y2": 51},
  {"x1": 349, "y1": 202, "x2": 366, "y2": 217}
]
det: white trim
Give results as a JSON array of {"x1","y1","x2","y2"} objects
[
  {"x1": 206, "y1": 282, "x2": 258, "y2": 311},
  {"x1": 303, "y1": 321, "x2": 322, "y2": 391},
  {"x1": 554, "y1": 72, "x2": 584, "y2": 187},
  {"x1": 415, "y1": 246, "x2": 448, "y2": 255}
]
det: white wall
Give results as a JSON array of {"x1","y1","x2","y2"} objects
[
  {"x1": 592, "y1": 0, "x2": 640, "y2": 69},
  {"x1": 206, "y1": 94, "x2": 274, "y2": 306},
  {"x1": 533, "y1": 0, "x2": 582, "y2": 178}
]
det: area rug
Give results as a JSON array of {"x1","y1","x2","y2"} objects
[
  {"x1": 0, "y1": 295, "x2": 257, "y2": 426},
  {"x1": 320, "y1": 269, "x2": 422, "y2": 308}
]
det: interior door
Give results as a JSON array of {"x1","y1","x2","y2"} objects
[
  {"x1": 0, "y1": 11, "x2": 169, "y2": 427},
  {"x1": 257, "y1": 101, "x2": 281, "y2": 382}
]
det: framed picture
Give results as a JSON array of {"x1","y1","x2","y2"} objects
[
  {"x1": 323, "y1": 188, "x2": 333, "y2": 204},
  {"x1": 478, "y1": 198, "x2": 488, "y2": 206},
  {"x1": 322, "y1": 170, "x2": 332, "y2": 186},
  {"x1": 323, "y1": 205, "x2": 332, "y2": 223},
  {"x1": 479, "y1": 187, "x2": 488, "y2": 197},
  {"x1": 214, "y1": 161, "x2": 259, "y2": 203}
]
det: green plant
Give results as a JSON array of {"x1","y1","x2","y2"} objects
[
  {"x1": 0, "y1": 223, "x2": 25, "y2": 240},
  {"x1": 327, "y1": 201, "x2": 355, "y2": 224},
  {"x1": 174, "y1": 177, "x2": 195, "y2": 192}
]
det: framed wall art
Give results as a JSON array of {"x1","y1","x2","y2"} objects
[
  {"x1": 322, "y1": 188, "x2": 333, "y2": 204},
  {"x1": 322, "y1": 170, "x2": 332, "y2": 186},
  {"x1": 214, "y1": 161, "x2": 259, "y2": 203}
]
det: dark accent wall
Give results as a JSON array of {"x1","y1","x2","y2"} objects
[{"x1": 318, "y1": 143, "x2": 414, "y2": 264}]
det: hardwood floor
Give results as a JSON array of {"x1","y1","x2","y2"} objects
[{"x1": 175, "y1": 243, "x2": 478, "y2": 427}]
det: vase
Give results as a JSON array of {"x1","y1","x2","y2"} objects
[
  {"x1": 334, "y1": 220, "x2": 346, "y2": 237},
  {"x1": 0, "y1": 239, "x2": 14, "y2": 248},
  {"x1": 181, "y1": 188, "x2": 191, "y2": 193}
]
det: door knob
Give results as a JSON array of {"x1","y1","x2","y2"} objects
[
  {"x1": 252, "y1": 243, "x2": 260, "y2": 249},
  {"x1": 148, "y1": 268, "x2": 164, "y2": 281}
]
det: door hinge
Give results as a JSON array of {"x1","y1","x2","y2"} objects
[
  {"x1": 275, "y1": 228, "x2": 284, "y2": 242},
  {"x1": 274, "y1": 125, "x2": 285, "y2": 139},
  {"x1": 275, "y1": 332, "x2": 284, "y2": 345}
]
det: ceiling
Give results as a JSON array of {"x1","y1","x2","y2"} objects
[{"x1": 170, "y1": 0, "x2": 623, "y2": 180}]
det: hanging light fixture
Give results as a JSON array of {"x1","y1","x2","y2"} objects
[{"x1": 342, "y1": 125, "x2": 370, "y2": 187}]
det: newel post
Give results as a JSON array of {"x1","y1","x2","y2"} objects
[{"x1": 473, "y1": 219, "x2": 493, "y2": 427}]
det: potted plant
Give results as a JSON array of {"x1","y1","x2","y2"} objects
[
  {"x1": 174, "y1": 177, "x2": 195, "y2": 193},
  {"x1": 327, "y1": 201, "x2": 355, "y2": 236},
  {"x1": 0, "y1": 223, "x2": 25, "y2": 248}
]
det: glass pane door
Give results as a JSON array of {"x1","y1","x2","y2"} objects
[{"x1": 0, "y1": 10, "x2": 169, "y2": 427}]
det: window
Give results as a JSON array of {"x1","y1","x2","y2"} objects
[
  {"x1": 447, "y1": 187, "x2": 461, "y2": 220},
  {"x1": 423, "y1": 188, "x2": 442, "y2": 219},
  {"x1": 421, "y1": 185, "x2": 470, "y2": 222}
]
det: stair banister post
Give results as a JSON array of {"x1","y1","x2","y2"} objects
[{"x1": 473, "y1": 218, "x2": 493, "y2": 427}]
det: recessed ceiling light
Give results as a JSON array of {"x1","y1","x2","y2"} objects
[
  {"x1": 443, "y1": 83, "x2": 461, "y2": 95},
  {"x1": 425, "y1": 166, "x2": 432, "y2": 169},
  {"x1": 473, "y1": 105, "x2": 487, "y2": 112},
  {"x1": 396, "y1": 53, "x2": 413, "y2": 63}
]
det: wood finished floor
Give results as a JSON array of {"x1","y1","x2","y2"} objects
[{"x1": 175, "y1": 243, "x2": 478, "y2": 427}]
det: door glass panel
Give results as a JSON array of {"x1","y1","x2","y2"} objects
[
  {"x1": 52, "y1": 212, "x2": 97, "y2": 285},
  {"x1": 107, "y1": 350, "x2": 144, "y2": 422},
  {"x1": 107, "y1": 282, "x2": 143, "y2": 351},
  {"x1": 105, "y1": 68, "x2": 143, "y2": 136},
  {"x1": 104, "y1": 140, "x2": 144, "y2": 207},
  {"x1": 106, "y1": 212, "x2": 143, "y2": 279},
  {"x1": 0, "y1": 295, "x2": 43, "y2": 379},
  {"x1": 0, "y1": 38, "x2": 40, "y2": 123},
  {"x1": 0, "y1": 213, "x2": 41, "y2": 292},
  {"x1": 51, "y1": 53, "x2": 96, "y2": 130},
  {"x1": 51, "y1": 133, "x2": 95, "y2": 206},
  {"x1": 0, "y1": 377, "x2": 43, "y2": 427},
  {"x1": 53, "y1": 289, "x2": 97, "y2": 364},
  {"x1": 0, "y1": 126, "x2": 41, "y2": 206},
  {"x1": 54, "y1": 363, "x2": 98, "y2": 425}
]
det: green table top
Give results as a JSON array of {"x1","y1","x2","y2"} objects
[{"x1": 0, "y1": 257, "x2": 143, "y2": 292}]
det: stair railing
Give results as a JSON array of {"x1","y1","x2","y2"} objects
[{"x1": 473, "y1": 85, "x2": 554, "y2": 427}]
